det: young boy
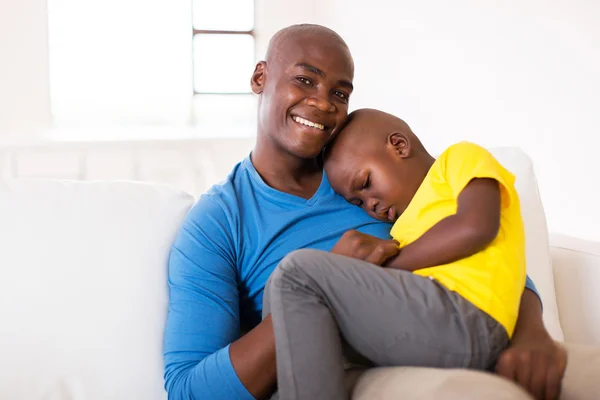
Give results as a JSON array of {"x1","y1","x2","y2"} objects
[{"x1": 264, "y1": 108, "x2": 526, "y2": 399}]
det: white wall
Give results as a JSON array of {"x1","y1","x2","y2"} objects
[
  {"x1": 0, "y1": 0, "x2": 52, "y2": 135},
  {"x1": 1, "y1": 0, "x2": 599, "y2": 241},
  {"x1": 0, "y1": 0, "x2": 332, "y2": 138},
  {"x1": 254, "y1": 0, "x2": 334, "y2": 59},
  {"x1": 328, "y1": 0, "x2": 600, "y2": 241}
]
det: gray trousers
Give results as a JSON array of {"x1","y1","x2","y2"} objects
[{"x1": 263, "y1": 249, "x2": 509, "y2": 400}]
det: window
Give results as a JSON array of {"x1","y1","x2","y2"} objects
[
  {"x1": 192, "y1": 0, "x2": 255, "y2": 94},
  {"x1": 47, "y1": 0, "x2": 257, "y2": 139},
  {"x1": 190, "y1": 0, "x2": 257, "y2": 134}
]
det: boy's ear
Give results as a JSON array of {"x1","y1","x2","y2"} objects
[
  {"x1": 388, "y1": 132, "x2": 411, "y2": 158},
  {"x1": 250, "y1": 61, "x2": 266, "y2": 94}
]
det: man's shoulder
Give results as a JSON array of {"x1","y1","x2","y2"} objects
[{"x1": 188, "y1": 160, "x2": 251, "y2": 222}]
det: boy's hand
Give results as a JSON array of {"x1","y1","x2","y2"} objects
[{"x1": 331, "y1": 230, "x2": 399, "y2": 265}]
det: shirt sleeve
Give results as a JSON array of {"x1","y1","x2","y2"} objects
[
  {"x1": 163, "y1": 194, "x2": 254, "y2": 400},
  {"x1": 525, "y1": 274, "x2": 542, "y2": 305},
  {"x1": 443, "y1": 142, "x2": 542, "y2": 306},
  {"x1": 442, "y1": 141, "x2": 516, "y2": 209}
]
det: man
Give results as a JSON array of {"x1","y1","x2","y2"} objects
[{"x1": 163, "y1": 24, "x2": 566, "y2": 400}]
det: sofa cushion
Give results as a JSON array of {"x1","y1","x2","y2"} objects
[
  {"x1": 0, "y1": 179, "x2": 193, "y2": 400},
  {"x1": 489, "y1": 148, "x2": 563, "y2": 341},
  {"x1": 351, "y1": 343, "x2": 600, "y2": 400},
  {"x1": 352, "y1": 366, "x2": 532, "y2": 400}
]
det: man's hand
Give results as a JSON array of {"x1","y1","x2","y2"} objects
[
  {"x1": 331, "y1": 230, "x2": 399, "y2": 265},
  {"x1": 496, "y1": 336, "x2": 567, "y2": 400},
  {"x1": 495, "y1": 290, "x2": 567, "y2": 400}
]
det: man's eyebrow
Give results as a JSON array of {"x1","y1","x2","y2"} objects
[
  {"x1": 295, "y1": 62, "x2": 325, "y2": 77},
  {"x1": 337, "y1": 79, "x2": 354, "y2": 91},
  {"x1": 295, "y1": 62, "x2": 353, "y2": 91}
]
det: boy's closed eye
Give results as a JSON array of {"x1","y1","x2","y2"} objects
[{"x1": 347, "y1": 174, "x2": 372, "y2": 207}]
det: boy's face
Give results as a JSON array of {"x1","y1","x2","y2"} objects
[
  {"x1": 327, "y1": 149, "x2": 412, "y2": 222},
  {"x1": 252, "y1": 32, "x2": 354, "y2": 159},
  {"x1": 325, "y1": 121, "x2": 423, "y2": 222}
]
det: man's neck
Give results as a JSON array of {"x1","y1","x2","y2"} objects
[{"x1": 251, "y1": 138, "x2": 323, "y2": 200}]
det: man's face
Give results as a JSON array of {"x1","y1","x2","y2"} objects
[{"x1": 252, "y1": 34, "x2": 354, "y2": 159}]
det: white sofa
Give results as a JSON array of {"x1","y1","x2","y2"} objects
[{"x1": 1, "y1": 147, "x2": 599, "y2": 400}]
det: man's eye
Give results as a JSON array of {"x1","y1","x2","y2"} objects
[
  {"x1": 350, "y1": 199, "x2": 363, "y2": 206},
  {"x1": 297, "y1": 77, "x2": 312, "y2": 86},
  {"x1": 333, "y1": 90, "x2": 349, "y2": 101}
]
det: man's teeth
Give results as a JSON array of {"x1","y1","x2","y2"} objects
[{"x1": 293, "y1": 116, "x2": 325, "y2": 130}]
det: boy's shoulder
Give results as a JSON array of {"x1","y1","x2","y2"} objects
[
  {"x1": 437, "y1": 141, "x2": 500, "y2": 169},
  {"x1": 441, "y1": 141, "x2": 490, "y2": 158}
]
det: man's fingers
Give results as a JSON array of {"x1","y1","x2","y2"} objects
[
  {"x1": 495, "y1": 351, "x2": 518, "y2": 381},
  {"x1": 515, "y1": 352, "x2": 533, "y2": 394},
  {"x1": 528, "y1": 354, "x2": 546, "y2": 399},
  {"x1": 545, "y1": 365, "x2": 562, "y2": 400},
  {"x1": 379, "y1": 242, "x2": 400, "y2": 263},
  {"x1": 545, "y1": 350, "x2": 566, "y2": 400},
  {"x1": 365, "y1": 242, "x2": 398, "y2": 265}
]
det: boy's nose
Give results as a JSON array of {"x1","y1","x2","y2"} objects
[{"x1": 367, "y1": 198, "x2": 379, "y2": 213}]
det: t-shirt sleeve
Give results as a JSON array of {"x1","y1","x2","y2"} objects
[
  {"x1": 442, "y1": 141, "x2": 516, "y2": 208},
  {"x1": 163, "y1": 194, "x2": 254, "y2": 400}
]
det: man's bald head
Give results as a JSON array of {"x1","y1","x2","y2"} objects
[{"x1": 265, "y1": 24, "x2": 350, "y2": 63}]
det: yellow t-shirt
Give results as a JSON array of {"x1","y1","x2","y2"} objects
[{"x1": 390, "y1": 142, "x2": 526, "y2": 337}]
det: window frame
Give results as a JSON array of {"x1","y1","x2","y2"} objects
[{"x1": 191, "y1": 1, "x2": 256, "y2": 95}]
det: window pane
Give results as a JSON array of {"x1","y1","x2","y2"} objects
[
  {"x1": 194, "y1": 34, "x2": 255, "y2": 93},
  {"x1": 193, "y1": 0, "x2": 253, "y2": 31},
  {"x1": 192, "y1": 94, "x2": 256, "y2": 137}
]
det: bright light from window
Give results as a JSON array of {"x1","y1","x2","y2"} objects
[
  {"x1": 193, "y1": 34, "x2": 255, "y2": 93},
  {"x1": 47, "y1": 0, "x2": 257, "y2": 137},
  {"x1": 193, "y1": 0, "x2": 254, "y2": 31}
]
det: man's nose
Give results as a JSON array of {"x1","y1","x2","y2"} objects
[{"x1": 306, "y1": 89, "x2": 335, "y2": 113}]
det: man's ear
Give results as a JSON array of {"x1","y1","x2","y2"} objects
[
  {"x1": 388, "y1": 132, "x2": 411, "y2": 158},
  {"x1": 250, "y1": 61, "x2": 266, "y2": 94}
]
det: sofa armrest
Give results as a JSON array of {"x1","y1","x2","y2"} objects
[{"x1": 549, "y1": 234, "x2": 600, "y2": 346}]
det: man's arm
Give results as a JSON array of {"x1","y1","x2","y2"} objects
[
  {"x1": 229, "y1": 317, "x2": 277, "y2": 399},
  {"x1": 164, "y1": 197, "x2": 276, "y2": 400},
  {"x1": 385, "y1": 178, "x2": 500, "y2": 271},
  {"x1": 496, "y1": 287, "x2": 567, "y2": 400}
]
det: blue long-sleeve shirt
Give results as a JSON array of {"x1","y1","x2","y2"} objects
[{"x1": 163, "y1": 156, "x2": 539, "y2": 399}]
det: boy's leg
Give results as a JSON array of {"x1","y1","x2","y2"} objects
[{"x1": 266, "y1": 249, "x2": 508, "y2": 400}]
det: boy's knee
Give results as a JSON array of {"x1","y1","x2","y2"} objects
[
  {"x1": 278, "y1": 249, "x2": 327, "y2": 275},
  {"x1": 269, "y1": 249, "x2": 330, "y2": 289}
]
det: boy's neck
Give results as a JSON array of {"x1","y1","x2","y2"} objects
[
  {"x1": 414, "y1": 153, "x2": 437, "y2": 184},
  {"x1": 251, "y1": 137, "x2": 323, "y2": 200}
]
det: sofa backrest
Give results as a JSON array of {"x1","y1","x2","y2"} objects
[
  {"x1": 0, "y1": 179, "x2": 193, "y2": 400},
  {"x1": 490, "y1": 147, "x2": 563, "y2": 341}
]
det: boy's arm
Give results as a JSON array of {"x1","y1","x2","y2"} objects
[{"x1": 385, "y1": 178, "x2": 500, "y2": 271}]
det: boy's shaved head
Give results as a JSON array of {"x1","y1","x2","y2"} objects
[
  {"x1": 324, "y1": 109, "x2": 433, "y2": 222},
  {"x1": 325, "y1": 108, "x2": 425, "y2": 163}
]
